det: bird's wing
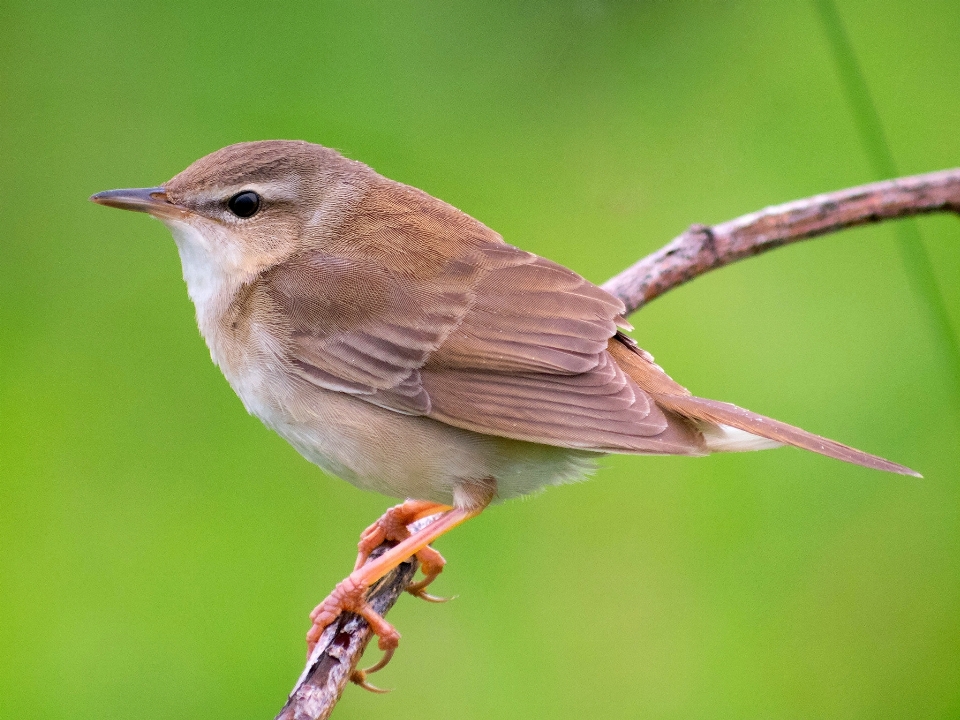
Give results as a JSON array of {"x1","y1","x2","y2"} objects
[
  {"x1": 418, "y1": 246, "x2": 703, "y2": 452},
  {"x1": 256, "y1": 234, "x2": 705, "y2": 454}
]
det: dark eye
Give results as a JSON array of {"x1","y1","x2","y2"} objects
[{"x1": 228, "y1": 191, "x2": 260, "y2": 218}]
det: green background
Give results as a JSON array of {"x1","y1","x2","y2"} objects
[{"x1": 3, "y1": 2, "x2": 959, "y2": 718}]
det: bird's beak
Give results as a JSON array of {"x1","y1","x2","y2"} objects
[{"x1": 90, "y1": 186, "x2": 183, "y2": 219}]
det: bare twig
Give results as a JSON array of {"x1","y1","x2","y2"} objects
[
  {"x1": 602, "y1": 168, "x2": 960, "y2": 314},
  {"x1": 277, "y1": 167, "x2": 960, "y2": 720}
]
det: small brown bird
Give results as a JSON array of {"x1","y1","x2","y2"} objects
[{"x1": 92, "y1": 140, "x2": 916, "y2": 689}]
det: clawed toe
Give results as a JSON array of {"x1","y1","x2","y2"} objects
[
  {"x1": 406, "y1": 573, "x2": 453, "y2": 603},
  {"x1": 351, "y1": 671, "x2": 391, "y2": 694},
  {"x1": 407, "y1": 587, "x2": 453, "y2": 603},
  {"x1": 350, "y1": 645, "x2": 396, "y2": 692},
  {"x1": 305, "y1": 575, "x2": 401, "y2": 660}
]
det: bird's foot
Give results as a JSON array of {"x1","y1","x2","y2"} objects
[
  {"x1": 306, "y1": 573, "x2": 401, "y2": 691},
  {"x1": 354, "y1": 500, "x2": 452, "y2": 600},
  {"x1": 307, "y1": 499, "x2": 488, "y2": 692}
]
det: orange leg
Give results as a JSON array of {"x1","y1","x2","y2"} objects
[
  {"x1": 354, "y1": 500, "x2": 452, "y2": 600},
  {"x1": 306, "y1": 501, "x2": 487, "y2": 689}
]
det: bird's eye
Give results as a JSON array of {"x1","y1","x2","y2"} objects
[{"x1": 228, "y1": 191, "x2": 260, "y2": 218}]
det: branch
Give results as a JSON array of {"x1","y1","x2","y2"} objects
[
  {"x1": 276, "y1": 167, "x2": 960, "y2": 720},
  {"x1": 602, "y1": 168, "x2": 960, "y2": 314}
]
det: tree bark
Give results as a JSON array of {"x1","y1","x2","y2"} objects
[
  {"x1": 276, "y1": 167, "x2": 960, "y2": 720},
  {"x1": 602, "y1": 168, "x2": 960, "y2": 313}
]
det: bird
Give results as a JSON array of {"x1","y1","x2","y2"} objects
[{"x1": 91, "y1": 139, "x2": 917, "y2": 690}]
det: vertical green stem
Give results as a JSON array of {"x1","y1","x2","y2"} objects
[{"x1": 811, "y1": 0, "x2": 960, "y2": 404}]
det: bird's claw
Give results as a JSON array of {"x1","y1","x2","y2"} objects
[
  {"x1": 406, "y1": 573, "x2": 453, "y2": 603},
  {"x1": 350, "y1": 670, "x2": 391, "y2": 694},
  {"x1": 305, "y1": 575, "x2": 402, "y2": 662},
  {"x1": 408, "y1": 587, "x2": 453, "y2": 603},
  {"x1": 350, "y1": 645, "x2": 396, "y2": 692}
]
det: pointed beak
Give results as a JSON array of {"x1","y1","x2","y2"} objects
[{"x1": 90, "y1": 186, "x2": 183, "y2": 219}]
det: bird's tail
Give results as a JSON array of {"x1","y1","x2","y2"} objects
[{"x1": 609, "y1": 333, "x2": 919, "y2": 477}]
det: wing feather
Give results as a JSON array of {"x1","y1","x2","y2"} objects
[{"x1": 435, "y1": 253, "x2": 622, "y2": 373}]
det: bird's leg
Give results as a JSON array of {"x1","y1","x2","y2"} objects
[
  {"x1": 307, "y1": 506, "x2": 478, "y2": 653},
  {"x1": 307, "y1": 484, "x2": 492, "y2": 691},
  {"x1": 354, "y1": 500, "x2": 451, "y2": 569},
  {"x1": 354, "y1": 500, "x2": 452, "y2": 600}
]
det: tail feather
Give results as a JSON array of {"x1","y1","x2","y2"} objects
[
  {"x1": 652, "y1": 392, "x2": 920, "y2": 477},
  {"x1": 608, "y1": 332, "x2": 920, "y2": 477}
]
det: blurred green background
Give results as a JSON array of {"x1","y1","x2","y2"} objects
[{"x1": 2, "y1": 1, "x2": 959, "y2": 718}]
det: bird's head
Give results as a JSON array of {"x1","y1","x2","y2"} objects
[{"x1": 91, "y1": 140, "x2": 369, "y2": 283}]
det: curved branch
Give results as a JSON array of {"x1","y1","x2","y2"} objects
[
  {"x1": 276, "y1": 167, "x2": 960, "y2": 720},
  {"x1": 602, "y1": 168, "x2": 960, "y2": 314}
]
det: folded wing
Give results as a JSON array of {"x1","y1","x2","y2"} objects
[{"x1": 254, "y1": 185, "x2": 705, "y2": 455}]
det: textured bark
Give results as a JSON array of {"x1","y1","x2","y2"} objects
[
  {"x1": 277, "y1": 167, "x2": 960, "y2": 720},
  {"x1": 602, "y1": 168, "x2": 960, "y2": 313}
]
